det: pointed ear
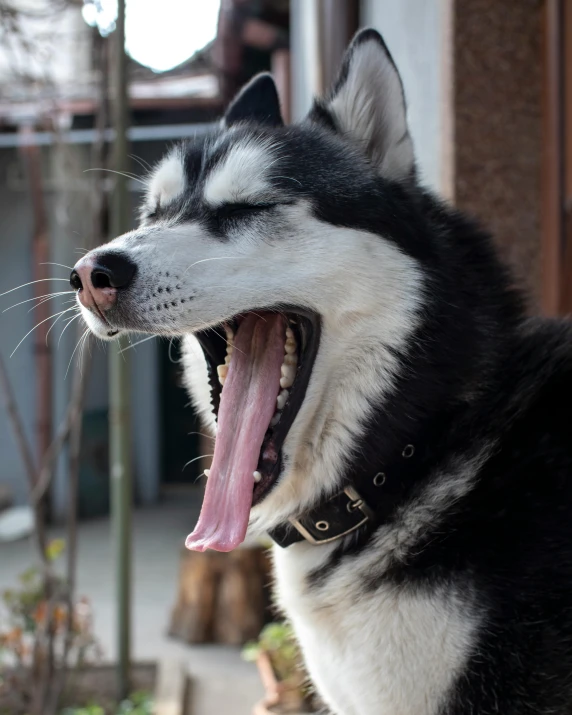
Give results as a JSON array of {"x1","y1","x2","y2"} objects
[
  {"x1": 224, "y1": 73, "x2": 284, "y2": 128},
  {"x1": 309, "y1": 29, "x2": 415, "y2": 182}
]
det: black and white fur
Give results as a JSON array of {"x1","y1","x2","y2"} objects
[{"x1": 76, "y1": 30, "x2": 572, "y2": 715}]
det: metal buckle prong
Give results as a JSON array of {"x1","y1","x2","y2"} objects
[{"x1": 289, "y1": 486, "x2": 373, "y2": 545}]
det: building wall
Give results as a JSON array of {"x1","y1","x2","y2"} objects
[
  {"x1": 0, "y1": 142, "x2": 162, "y2": 513},
  {"x1": 363, "y1": 0, "x2": 543, "y2": 306},
  {"x1": 361, "y1": 0, "x2": 451, "y2": 192},
  {"x1": 0, "y1": 148, "x2": 37, "y2": 505}
]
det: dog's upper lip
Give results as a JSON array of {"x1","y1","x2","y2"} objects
[{"x1": 79, "y1": 287, "x2": 119, "y2": 335}]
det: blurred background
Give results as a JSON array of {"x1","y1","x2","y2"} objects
[{"x1": 0, "y1": 1, "x2": 568, "y2": 714}]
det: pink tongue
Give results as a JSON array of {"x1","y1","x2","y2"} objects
[{"x1": 185, "y1": 313, "x2": 285, "y2": 552}]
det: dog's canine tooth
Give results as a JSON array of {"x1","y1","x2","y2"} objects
[
  {"x1": 276, "y1": 389, "x2": 289, "y2": 410},
  {"x1": 203, "y1": 469, "x2": 210, "y2": 478},
  {"x1": 217, "y1": 364, "x2": 228, "y2": 385},
  {"x1": 253, "y1": 470, "x2": 262, "y2": 483}
]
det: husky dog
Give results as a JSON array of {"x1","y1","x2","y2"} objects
[{"x1": 71, "y1": 28, "x2": 572, "y2": 715}]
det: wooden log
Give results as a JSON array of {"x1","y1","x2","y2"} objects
[{"x1": 168, "y1": 541, "x2": 273, "y2": 645}]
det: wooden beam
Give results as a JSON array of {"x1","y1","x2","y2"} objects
[
  {"x1": 560, "y1": 0, "x2": 572, "y2": 314},
  {"x1": 541, "y1": 0, "x2": 564, "y2": 315}
]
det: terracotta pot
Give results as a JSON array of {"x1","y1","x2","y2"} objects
[{"x1": 253, "y1": 651, "x2": 316, "y2": 715}]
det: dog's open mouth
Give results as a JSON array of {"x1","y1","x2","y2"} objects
[{"x1": 186, "y1": 308, "x2": 320, "y2": 552}]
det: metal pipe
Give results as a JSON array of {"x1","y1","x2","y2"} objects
[
  {"x1": 109, "y1": 0, "x2": 132, "y2": 700},
  {"x1": 19, "y1": 128, "x2": 52, "y2": 514},
  {"x1": 0, "y1": 122, "x2": 214, "y2": 148}
]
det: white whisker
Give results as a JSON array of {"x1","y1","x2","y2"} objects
[
  {"x1": 183, "y1": 454, "x2": 214, "y2": 471},
  {"x1": 10, "y1": 307, "x2": 76, "y2": 358},
  {"x1": 274, "y1": 175, "x2": 303, "y2": 186},
  {"x1": 84, "y1": 167, "x2": 146, "y2": 186},
  {"x1": 249, "y1": 311, "x2": 268, "y2": 323},
  {"x1": 0, "y1": 278, "x2": 71, "y2": 299},
  {"x1": 45, "y1": 308, "x2": 78, "y2": 344},
  {"x1": 40, "y1": 261, "x2": 74, "y2": 271},
  {"x1": 2, "y1": 290, "x2": 74, "y2": 313},
  {"x1": 188, "y1": 431, "x2": 215, "y2": 441},
  {"x1": 78, "y1": 330, "x2": 91, "y2": 374},
  {"x1": 168, "y1": 337, "x2": 180, "y2": 363},
  {"x1": 29, "y1": 296, "x2": 75, "y2": 313},
  {"x1": 66, "y1": 328, "x2": 90, "y2": 379},
  {"x1": 57, "y1": 312, "x2": 82, "y2": 348},
  {"x1": 119, "y1": 334, "x2": 158, "y2": 354},
  {"x1": 183, "y1": 256, "x2": 234, "y2": 275},
  {"x1": 129, "y1": 153, "x2": 152, "y2": 172}
]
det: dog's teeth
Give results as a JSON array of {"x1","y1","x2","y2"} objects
[
  {"x1": 280, "y1": 375, "x2": 293, "y2": 389},
  {"x1": 285, "y1": 326, "x2": 294, "y2": 339},
  {"x1": 281, "y1": 364, "x2": 296, "y2": 383},
  {"x1": 253, "y1": 471, "x2": 262, "y2": 483},
  {"x1": 276, "y1": 389, "x2": 289, "y2": 410},
  {"x1": 217, "y1": 364, "x2": 228, "y2": 384},
  {"x1": 271, "y1": 413, "x2": 281, "y2": 426},
  {"x1": 204, "y1": 469, "x2": 210, "y2": 478},
  {"x1": 224, "y1": 353, "x2": 232, "y2": 365},
  {"x1": 225, "y1": 325, "x2": 234, "y2": 341},
  {"x1": 285, "y1": 338, "x2": 297, "y2": 354},
  {"x1": 283, "y1": 353, "x2": 297, "y2": 366}
]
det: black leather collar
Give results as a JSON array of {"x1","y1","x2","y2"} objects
[{"x1": 269, "y1": 441, "x2": 422, "y2": 548}]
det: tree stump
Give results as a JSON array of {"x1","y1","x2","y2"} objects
[{"x1": 168, "y1": 540, "x2": 273, "y2": 646}]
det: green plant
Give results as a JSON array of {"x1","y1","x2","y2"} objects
[
  {"x1": 243, "y1": 623, "x2": 320, "y2": 712},
  {"x1": 116, "y1": 691, "x2": 153, "y2": 715},
  {"x1": 59, "y1": 690, "x2": 153, "y2": 715},
  {"x1": 242, "y1": 622, "x2": 302, "y2": 684},
  {"x1": 60, "y1": 706, "x2": 105, "y2": 715},
  {"x1": 0, "y1": 540, "x2": 101, "y2": 715}
]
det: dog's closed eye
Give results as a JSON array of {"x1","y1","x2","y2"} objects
[{"x1": 217, "y1": 202, "x2": 277, "y2": 220}]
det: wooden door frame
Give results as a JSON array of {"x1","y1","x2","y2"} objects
[{"x1": 542, "y1": 0, "x2": 572, "y2": 315}]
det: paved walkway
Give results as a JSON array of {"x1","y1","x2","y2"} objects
[{"x1": 0, "y1": 492, "x2": 263, "y2": 715}]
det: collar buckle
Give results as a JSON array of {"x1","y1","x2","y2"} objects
[{"x1": 289, "y1": 486, "x2": 374, "y2": 545}]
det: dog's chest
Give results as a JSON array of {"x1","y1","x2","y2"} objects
[{"x1": 273, "y1": 544, "x2": 480, "y2": 715}]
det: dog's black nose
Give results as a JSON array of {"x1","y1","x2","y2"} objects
[
  {"x1": 90, "y1": 253, "x2": 137, "y2": 290},
  {"x1": 70, "y1": 252, "x2": 137, "y2": 290},
  {"x1": 70, "y1": 252, "x2": 136, "y2": 291}
]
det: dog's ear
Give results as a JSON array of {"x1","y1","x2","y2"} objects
[
  {"x1": 224, "y1": 73, "x2": 284, "y2": 128},
  {"x1": 310, "y1": 29, "x2": 415, "y2": 182}
]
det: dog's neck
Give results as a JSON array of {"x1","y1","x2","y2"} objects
[
  {"x1": 269, "y1": 404, "x2": 455, "y2": 548},
  {"x1": 267, "y1": 212, "x2": 526, "y2": 548}
]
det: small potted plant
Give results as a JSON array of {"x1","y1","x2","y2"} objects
[{"x1": 242, "y1": 622, "x2": 319, "y2": 715}]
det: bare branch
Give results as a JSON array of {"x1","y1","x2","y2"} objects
[{"x1": 0, "y1": 352, "x2": 37, "y2": 487}]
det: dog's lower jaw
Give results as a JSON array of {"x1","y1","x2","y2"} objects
[{"x1": 248, "y1": 339, "x2": 411, "y2": 534}]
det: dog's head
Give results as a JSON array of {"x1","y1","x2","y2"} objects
[{"x1": 72, "y1": 30, "x2": 426, "y2": 550}]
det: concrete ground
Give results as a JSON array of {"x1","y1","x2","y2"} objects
[{"x1": 0, "y1": 490, "x2": 264, "y2": 715}]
